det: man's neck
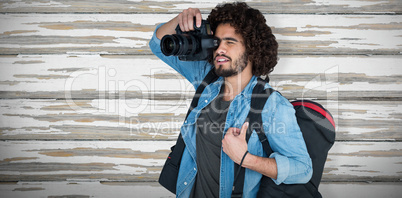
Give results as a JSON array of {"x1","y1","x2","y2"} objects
[{"x1": 221, "y1": 66, "x2": 253, "y2": 101}]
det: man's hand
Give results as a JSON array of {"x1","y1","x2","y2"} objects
[
  {"x1": 177, "y1": 8, "x2": 202, "y2": 32},
  {"x1": 156, "y1": 8, "x2": 202, "y2": 39},
  {"x1": 222, "y1": 122, "x2": 249, "y2": 164},
  {"x1": 222, "y1": 122, "x2": 278, "y2": 179}
]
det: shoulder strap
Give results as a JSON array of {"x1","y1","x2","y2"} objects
[
  {"x1": 232, "y1": 77, "x2": 274, "y2": 197},
  {"x1": 171, "y1": 68, "x2": 219, "y2": 171},
  {"x1": 159, "y1": 68, "x2": 219, "y2": 194},
  {"x1": 186, "y1": 68, "x2": 219, "y2": 119},
  {"x1": 246, "y1": 78, "x2": 274, "y2": 154}
]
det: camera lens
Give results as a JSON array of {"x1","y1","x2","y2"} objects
[
  {"x1": 165, "y1": 40, "x2": 175, "y2": 53},
  {"x1": 161, "y1": 35, "x2": 179, "y2": 56},
  {"x1": 161, "y1": 34, "x2": 198, "y2": 56}
]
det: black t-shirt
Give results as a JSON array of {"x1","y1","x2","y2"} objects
[{"x1": 190, "y1": 90, "x2": 232, "y2": 198}]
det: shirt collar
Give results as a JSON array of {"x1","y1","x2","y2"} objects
[
  {"x1": 212, "y1": 75, "x2": 258, "y2": 99},
  {"x1": 240, "y1": 75, "x2": 258, "y2": 99}
]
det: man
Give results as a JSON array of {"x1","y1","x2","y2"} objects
[{"x1": 149, "y1": 2, "x2": 312, "y2": 197}]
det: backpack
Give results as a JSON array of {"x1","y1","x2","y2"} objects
[
  {"x1": 231, "y1": 78, "x2": 336, "y2": 198},
  {"x1": 158, "y1": 69, "x2": 336, "y2": 197}
]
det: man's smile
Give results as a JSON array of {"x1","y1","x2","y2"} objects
[{"x1": 215, "y1": 55, "x2": 231, "y2": 64}]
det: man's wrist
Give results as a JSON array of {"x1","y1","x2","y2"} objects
[
  {"x1": 239, "y1": 151, "x2": 249, "y2": 166},
  {"x1": 242, "y1": 154, "x2": 278, "y2": 179},
  {"x1": 241, "y1": 152, "x2": 255, "y2": 168}
]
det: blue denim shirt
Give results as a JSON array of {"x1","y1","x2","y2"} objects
[{"x1": 150, "y1": 24, "x2": 312, "y2": 198}]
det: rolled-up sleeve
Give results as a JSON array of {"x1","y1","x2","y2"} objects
[
  {"x1": 149, "y1": 23, "x2": 212, "y2": 89},
  {"x1": 263, "y1": 92, "x2": 312, "y2": 185}
]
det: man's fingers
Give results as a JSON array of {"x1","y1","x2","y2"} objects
[
  {"x1": 240, "y1": 122, "x2": 249, "y2": 137},
  {"x1": 187, "y1": 8, "x2": 202, "y2": 30},
  {"x1": 195, "y1": 10, "x2": 202, "y2": 28},
  {"x1": 181, "y1": 9, "x2": 189, "y2": 31},
  {"x1": 187, "y1": 9, "x2": 195, "y2": 31},
  {"x1": 178, "y1": 8, "x2": 202, "y2": 32},
  {"x1": 177, "y1": 13, "x2": 184, "y2": 32},
  {"x1": 227, "y1": 122, "x2": 249, "y2": 137},
  {"x1": 232, "y1": 128, "x2": 241, "y2": 136}
]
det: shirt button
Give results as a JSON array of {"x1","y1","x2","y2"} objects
[
  {"x1": 205, "y1": 100, "x2": 208, "y2": 103},
  {"x1": 184, "y1": 182, "x2": 188, "y2": 185},
  {"x1": 194, "y1": 167, "x2": 196, "y2": 171}
]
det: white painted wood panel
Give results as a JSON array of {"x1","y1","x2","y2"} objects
[
  {"x1": 0, "y1": 99, "x2": 186, "y2": 140},
  {"x1": 0, "y1": 0, "x2": 400, "y2": 194},
  {"x1": 0, "y1": 55, "x2": 400, "y2": 99},
  {"x1": 0, "y1": 181, "x2": 401, "y2": 198},
  {"x1": 0, "y1": 141, "x2": 400, "y2": 182},
  {"x1": 0, "y1": 14, "x2": 400, "y2": 55},
  {"x1": 0, "y1": 99, "x2": 401, "y2": 141},
  {"x1": 0, "y1": 0, "x2": 400, "y2": 14},
  {"x1": 0, "y1": 141, "x2": 174, "y2": 182}
]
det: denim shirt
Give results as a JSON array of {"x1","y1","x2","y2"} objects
[{"x1": 150, "y1": 24, "x2": 312, "y2": 198}]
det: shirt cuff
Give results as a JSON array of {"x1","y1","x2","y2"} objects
[
  {"x1": 150, "y1": 23, "x2": 164, "y2": 47},
  {"x1": 269, "y1": 152, "x2": 289, "y2": 185}
]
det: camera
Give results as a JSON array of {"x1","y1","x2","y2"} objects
[{"x1": 161, "y1": 19, "x2": 219, "y2": 61}]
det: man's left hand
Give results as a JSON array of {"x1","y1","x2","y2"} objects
[{"x1": 222, "y1": 122, "x2": 249, "y2": 164}]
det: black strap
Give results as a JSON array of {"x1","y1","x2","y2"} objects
[
  {"x1": 170, "y1": 69, "x2": 219, "y2": 173},
  {"x1": 186, "y1": 69, "x2": 219, "y2": 119},
  {"x1": 231, "y1": 78, "x2": 274, "y2": 197}
]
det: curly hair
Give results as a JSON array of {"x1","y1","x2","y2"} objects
[{"x1": 207, "y1": 2, "x2": 278, "y2": 76}]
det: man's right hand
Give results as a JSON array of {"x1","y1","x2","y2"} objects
[
  {"x1": 156, "y1": 8, "x2": 202, "y2": 39},
  {"x1": 177, "y1": 8, "x2": 202, "y2": 32}
]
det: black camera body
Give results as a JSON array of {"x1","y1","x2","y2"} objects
[{"x1": 161, "y1": 20, "x2": 219, "y2": 61}]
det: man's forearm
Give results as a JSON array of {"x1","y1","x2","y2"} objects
[
  {"x1": 242, "y1": 154, "x2": 278, "y2": 180},
  {"x1": 156, "y1": 16, "x2": 178, "y2": 40}
]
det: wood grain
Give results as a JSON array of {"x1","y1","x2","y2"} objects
[
  {"x1": 0, "y1": 141, "x2": 400, "y2": 182},
  {"x1": 0, "y1": 0, "x2": 401, "y2": 196},
  {"x1": 0, "y1": 55, "x2": 400, "y2": 100},
  {"x1": 0, "y1": 0, "x2": 400, "y2": 14},
  {"x1": 0, "y1": 181, "x2": 401, "y2": 198},
  {"x1": 0, "y1": 14, "x2": 400, "y2": 55},
  {"x1": 0, "y1": 99, "x2": 401, "y2": 141}
]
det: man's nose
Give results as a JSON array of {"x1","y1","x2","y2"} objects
[{"x1": 215, "y1": 42, "x2": 227, "y2": 55}]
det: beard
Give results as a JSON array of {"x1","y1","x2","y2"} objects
[{"x1": 214, "y1": 53, "x2": 248, "y2": 77}]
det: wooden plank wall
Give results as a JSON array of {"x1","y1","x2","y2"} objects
[{"x1": 0, "y1": 0, "x2": 401, "y2": 197}]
